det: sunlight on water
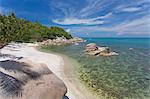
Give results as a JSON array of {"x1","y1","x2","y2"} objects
[{"x1": 42, "y1": 38, "x2": 150, "y2": 99}]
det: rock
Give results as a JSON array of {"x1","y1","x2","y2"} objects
[
  {"x1": 74, "y1": 43, "x2": 79, "y2": 45},
  {"x1": 86, "y1": 43, "x2": 97, "y2": 48},
  {"x1": 0, "y1": 43, "x2": 7, "y2": 49},
  {"x1": 85, "y1": 43, "x2": 118, "y2": 56},
  {"x1": 98, "y1": 47, "x2": 110, "y2": 53},
  {"x1": 0, "y1": 60, "x2": 67, "y2": 99},
  {"x1": 40, "y1": 37, "x2": 85, "y2": 46},
  {"x1": 98, "y1": 52, "x2": 119, "y2": 56},
  {"x1": 85, "y1": 43, "x2": 98, "y2": 52},
  {"x1": 88, "y1": 50, "x2": 101, "y2": 55}
]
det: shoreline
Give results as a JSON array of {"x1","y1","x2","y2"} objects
[
  {"x1": 1, "y1": 43, "x2": 96, "y2": 99},
  {"x1": 39, "y1": 46, "x2": 97, "y2": 99},
  {"x1": 0, "y1": 43, "x2": 67, "y2": 99}
]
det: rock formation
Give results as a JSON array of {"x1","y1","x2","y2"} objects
[
  {"x1": 85, "y1": 43, "x2": 98, "y2": 52},
  {"x1": 40, "y1": 37, "x2": 85, "y2": 45},
  {"x1": 85, "y1": 43, "x2": 118, "y2": 56},
  {"x1": 0, "y1": 43, "x2": 6, "y2": 49},
  {"x1": 0, "y1": 57, "x2": 67, "y2": 99}
]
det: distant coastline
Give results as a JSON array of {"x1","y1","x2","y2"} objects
[{"x1": 81, "y1": 37, "x2": 150, "y2": 38}]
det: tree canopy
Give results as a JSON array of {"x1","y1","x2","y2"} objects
[{"x1": 0, "y1": 13, "x2": 72, "y2": 44}]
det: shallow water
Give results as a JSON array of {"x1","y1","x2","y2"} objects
[{"x1": 42, "y1": 38, "x2": 150, "y2": 99}]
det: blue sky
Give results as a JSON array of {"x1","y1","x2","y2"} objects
[{"x1": 0, "y1": 0, "x2": 150, "y2": 37}]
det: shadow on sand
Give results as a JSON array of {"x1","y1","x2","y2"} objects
[
  {"x1": 63, "y1": 95, "x2": 69, "y2": 99},
  {"x1": 0, "y1": 60, "x2": 43, "y2": 97}
]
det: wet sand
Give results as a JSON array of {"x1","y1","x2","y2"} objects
[
  {"x1": 40, "y1": 48, "x2": 97, "y2": 99},
  {"x1": 59, "y1": 54, "x2": 97, "y2": 99}
]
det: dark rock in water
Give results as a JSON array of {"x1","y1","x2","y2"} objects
[{"x1": 0, "y1": 60, "x2": 67, "y2": 99}]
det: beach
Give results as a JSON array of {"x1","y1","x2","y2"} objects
[
  {"x1": 0, "y1": 43, "x2": 95, "y2": 99},
  {"x1": 41, "y1": 38, "x2": 150, "y2": 99},
  {"x1": 1, "y1": 37, "x2": 149, "y2": 99}
]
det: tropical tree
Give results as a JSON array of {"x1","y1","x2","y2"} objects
[{"x1": 0, "y1": 13, "x2": 72, "y2": 46}]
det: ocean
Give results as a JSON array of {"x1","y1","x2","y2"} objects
[{"x1": 41, "y1": 38, "x2": 150, "y2": 99}]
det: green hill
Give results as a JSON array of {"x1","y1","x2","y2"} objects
[{"x1": 0, "y1": 13, "x2": 72, "y2": 45}]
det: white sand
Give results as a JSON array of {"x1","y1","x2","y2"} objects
[{"x1": 0, "y1": 43, "x2": 95, "y2": 99}]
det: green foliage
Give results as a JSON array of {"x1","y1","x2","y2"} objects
[
  {"x1": 49, "y1": 27, "x2": 72, "y2": 39},
  {"x1": 0, "y1": 13, "x2": 72, "y2": 44}
]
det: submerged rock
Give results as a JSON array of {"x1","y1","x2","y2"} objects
[{"x1": 85, "y1": 43, "x2": 118, "y2": 56}]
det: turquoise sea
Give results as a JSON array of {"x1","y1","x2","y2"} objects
[{"x1": 42, "y1": 38, "x2": 150, "y2": 99}]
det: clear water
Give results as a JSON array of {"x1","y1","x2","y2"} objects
[{"x1": 41, "y1": 38, "x2": 150, "y2": 99}]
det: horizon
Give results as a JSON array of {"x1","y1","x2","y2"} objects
[
  {"x1": 81, "y1": 36, "x2": 150, "y2": 38},
  {"x1": 0, "y1": 0, "x2": 150, "y2": 37},
  {"x1": 0, "y1": 1, "x2": 150, "y2": 98}
]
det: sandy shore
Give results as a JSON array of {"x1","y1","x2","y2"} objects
[{"x1": 1, "y1": 43, "x2": 96, "y2": 99}]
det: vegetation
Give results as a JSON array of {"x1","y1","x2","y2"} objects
[{"x1": 0, "y1": 13, "x2": 72, "y2": 45}]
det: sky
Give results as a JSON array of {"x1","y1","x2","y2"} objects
[{"x1": 0, "y1": 0, "x2": 150, "y2": 37}]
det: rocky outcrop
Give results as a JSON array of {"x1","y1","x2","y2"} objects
[
  {"x1": 0, "y1": 58, "x2": 67, "y2": 99},
  {"x1": 40, "y1": 37, "x2": 85, "y2": 45},
  {"x1": 85, "y1": 43, "x2": 98, "y2": 52},
  {"x1": 85, "y1": 43, "x2": 118, "y2": 56},
  {"x1": 0, "y1": 43, "x2": 6, "y2": 49}
]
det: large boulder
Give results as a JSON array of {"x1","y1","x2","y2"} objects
[
  {"x1": 88, "y1": 47, "x2": 110, "y2": 56},
  {"x1": 98, "y1": 47, "x2": 110, "y2": 53},
  {"x1": 85, "y1": 43, "x2": 98, "y2": 52},
  {"x1": 0, "y1": 59, "x2": 67, "y2": 99},
  {"x1": 85, "y1": 43, "x2": 118, "y2": 56}
]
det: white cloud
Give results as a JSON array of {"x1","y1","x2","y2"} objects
[
  {"x1": 79, "y1": 0, "x2": 111, "y2": 17},
  {"x1": 121, "y1": 7, "x2": 142, "y2": 12},
  {"x1": 53, "y1": 17, "x2": 105, "y2": 25},
  {"x1": 68, "y1": 15, "x2": 150, "y2": 36},
  {"x1": 79, "y1": 0, "x2": 102, "y2": 17},
  {"x1": 52, "y1": 12, "x2": 112, "y2": 25},
  {"x1": 50, "y1": 0, "x2": 113, "y2": 19},
  {"x1": 50, "y1": 0, "x2": 149, "y2": 37},
  {"x1": 49, "y1": 0, "x2": 78, "y2": 18},
  {"x1": 91, "y1": 12, "x2": 112, "y2": 20},
  {"x1": 113, "y1": 15, "x2": 150, "y2": 35}
]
